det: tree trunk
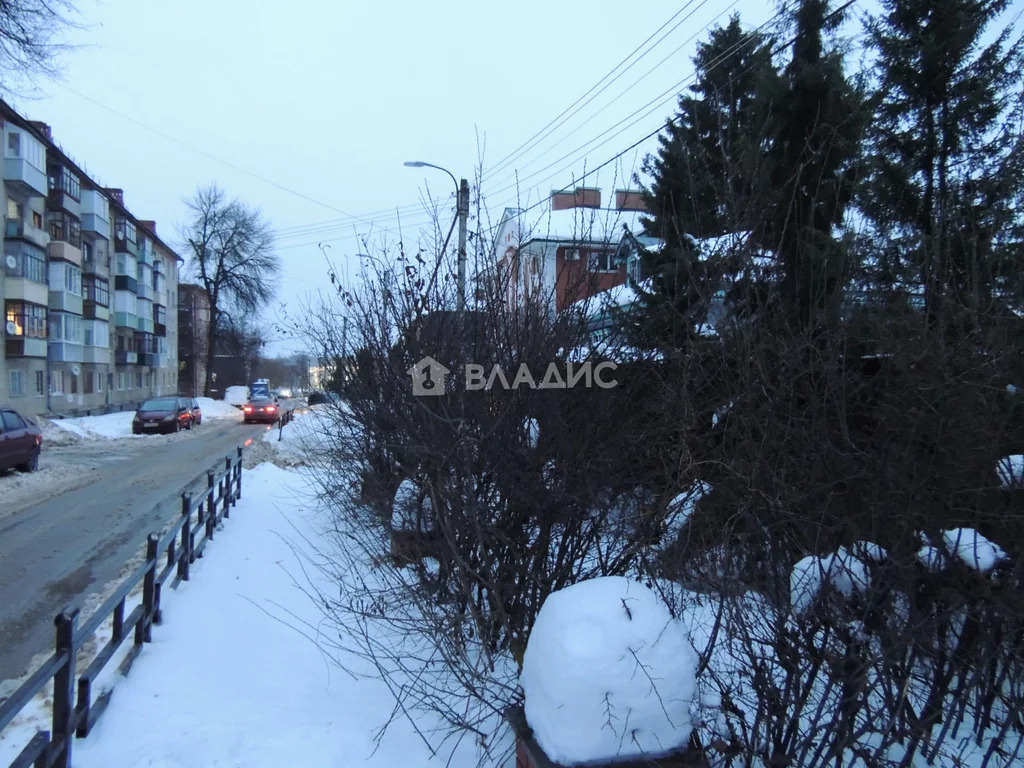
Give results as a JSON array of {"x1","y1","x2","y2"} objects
[{"x1": 203, "y1": 310, "x2": 218, "y2": 398}]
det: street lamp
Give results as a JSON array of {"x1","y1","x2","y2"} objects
[{"x1": 403, "y1": 160, "x2": 470, "y2": 310}]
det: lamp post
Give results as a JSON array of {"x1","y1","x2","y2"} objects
[{"x1": 403, "y1": 160, "x2": 470, "y2": 310}]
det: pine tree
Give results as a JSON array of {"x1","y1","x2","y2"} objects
[
  {"x1": 640, "y1": 15, "x2": 782, "y2": 243},
  {"x1": 860, "y1": 0, "x2": 1024, "y2": 326},
  {"x1": 760, "y1": 0, "x2": 866, "y2": 330},
  {"x1": 625, "y1": 16, "x2": 781, "y2": 352}
]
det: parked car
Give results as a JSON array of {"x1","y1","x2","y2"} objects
[
  {"x1": 307, "y1": 391, "x2": 328, "y2": 406},
  {"x1": 185, "y1": 397, "x2": 202, "y2": 425},
  {"x1": 133, "y1": 397, "x2": 194, "y2": 434},
  {"x1": 243, "y1": 397, "x2": 281, "y2": 424},
  {"x1": 0, "y1": 407, "x2": 43, "y2": 472},
  {"x1": 224, "y1": 385, "x2": 250, "y2": 409}
]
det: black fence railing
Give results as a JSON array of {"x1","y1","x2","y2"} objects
[{"x1": 0, "y1": 446, "x2": 245, "y2": 768}]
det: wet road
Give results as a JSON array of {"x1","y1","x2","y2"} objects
[{"x1": 0, "y1": 417, "x2": 270, "y2": 686}]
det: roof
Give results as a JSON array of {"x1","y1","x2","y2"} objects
[
  {"x1": 518, "y1": 207, "x2": 649, "y2": 248},
  {"x1": 0, "y1": 98, "x2": 183, "y2": 263}
]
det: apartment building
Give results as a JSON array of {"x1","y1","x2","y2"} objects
[{"x1": 1, "y1": 100, "x2": 182, "y2": 418}]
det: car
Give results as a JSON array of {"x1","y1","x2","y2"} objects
[
  {"x1": 133, "y1": 396, "x2": 195, "y2": 434},
  {"x1": 185, "y1": 397, "x2": 202, "y2": 425},
  {"x1": 307, "y1": 391, "x2": 329, "y2": 406},
  {"x1": 243, "y1": 397, "x2": 281, "y2": 424},
  {"x1": 0, "y1": 407, "x2": 43, "y2": 472}
]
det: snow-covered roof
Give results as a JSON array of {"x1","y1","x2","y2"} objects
[{"x1": 519, "y1": 207, "x2": 648, "y2": 247}]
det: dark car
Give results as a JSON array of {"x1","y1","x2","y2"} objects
[
  {"x1": 133, "y1": 397, "x2": 194, "y2": 434},
  {"x1": 185, "y1": 397, "x2": 202, "y2": 425},
  {"x1": 0, "y1": 407, "x2": 43, "y2": 472},
  {"x1": 243, "y1": 397, "x2": 280, "y2": 424},
  {"x1": 307, "y1": 391, "x2": 328, "y2": 406}
]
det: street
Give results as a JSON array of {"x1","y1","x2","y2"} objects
[{"x1": 0, "y1": 418, "x2": 271, "y2": 688}]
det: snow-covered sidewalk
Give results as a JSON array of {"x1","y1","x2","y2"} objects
[{"x1": 0, "y1": 463, "x2": 484, "y2": 768}]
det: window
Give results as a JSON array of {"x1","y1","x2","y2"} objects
[
  {"x1": 115, "y1": 218, "x2": 136, "y2": 244},
  {"x1": 83, "y1": 319, "x2": 109, "y2": 348},
  {"x1": 49, "y1": 370, "x2": 64, "y2": 395},
  {"x1": 65, "y1": 264, "x2": 82, "y2": 295},
  {"x1": 6, "y1": 130, "x2": 45, "y2": 169},
  {"x1": 48, "y1": 312, "x2": 82, "y2": 343},
  {"x1": 31, "y1": 211, "x2": 42, "y2": 229},
  {"x1": 48, "y1": 165, "x2": 81, "y2": 200},
  {"x1": 5, "y1": 245, "x2": 47, "y2": 284},
  {"x1": 116, "y1": 372, "x2": 126, "y2": 391},
  {"x1": 82, "y1": 241, "x2": 92, "y2": 263},
  {"x1": 84, "y1": 275, "x2": 110, "y2": 306},
  {"x1": 5, "y1": 302, "x2": 47, "y2": 337},
  {"x1": 6, "y1": 196, "x2": 22, "y2": 219},
  {"x1": 84, "y1": 372, "x2": 94, "y2": 394},
  {"x1": 47, "y1": 212, "x2": 82, "y2": 248},
  {"x1": 588, "y1": 250, "x2": 619, "y2": 273},
  {"x1": 70, "y1": 373, "x2": 78, "y2": 394},
  {"x1": 135, "y1": 372, "x2": 142, "y2": 389},
  {"x1": 1, "y1": 410, "x2": 25, "y2": 430},
  {"x1": 95, "y1": 372, "x2": 104, "y2": 392},
  {"x1": 9, "y1": 370, "x2": 25, "y2": 397},
  {"x1": 155, "y1": 305, "x2": 166, "y2": 325},
  {"x1": 7, "y1": 132, "x2": 20, "y2": 157},
  {"x1": 35, "y1": 370, "x2": 45, "y2": 396}
]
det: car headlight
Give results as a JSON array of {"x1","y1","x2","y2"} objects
[{"x1": 163, "y1": 414, "x2": 175, "y2": 421}]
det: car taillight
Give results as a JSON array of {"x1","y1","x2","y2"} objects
[
  {"x1": 267, "y1": 406, "x2": 277, "y2": 412},
  {"x1": 36, "y1": 435, "x2": 43, "y2": 446}
]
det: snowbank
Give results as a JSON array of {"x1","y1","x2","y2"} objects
[
  {"x1": 520, "y1": 576, "x2": 698, "y2": 765},
  {"x1": 197, "y1": 397, "x2": 242, "y2": 420},
  {"x1": 942, "y1": 528, "x2": 1007, "y2": 573},
  {"x1": 49, "y1": 411, "x2": 137, "y2": 439},
  {"x1": 790, "y1": 548, "x2": 871, "y2": 615},
  {"x1": 0, "y1": 464, "x2": 484, "y2": 768}
]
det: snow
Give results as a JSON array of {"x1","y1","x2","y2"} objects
[
  {"x1": 942, "y1": 528, "x2": 1007, "y2": 573},
  {"x1": 916, "y1": 545, "x2": 950, "y2": 573},
  {"x1": 519, "y1": 576, "x2": 698, "y2": 766},
  {"x1": 195, "y1": 397, "x2": 244, "y2": 420},
  {"x1": 525, "y1": 417, "x2": 540, "y2": 448},
  {"x1": 996, "y1": 454, "x2": 1023, "y2": 488},
  {"x1": 661, "y1": 481, "x2": 711, "y2": 545},
  {"x1": 0, "y1": 464, "x2": 484, "y2": 768},
  {"x1": 790, "y1": 548, "x2": 871, "y2": 615},
  {"x1": 46, "y1": 399, "x2": 243, "y2": 441}
]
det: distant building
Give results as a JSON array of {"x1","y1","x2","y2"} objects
[
  {"x1": 1, "y1": 100, "x2": 182, "y2": 416},
  {"x1": 177, "y1": 283, "x2": 210, "y2": 398}
]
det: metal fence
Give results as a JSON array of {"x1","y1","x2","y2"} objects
[{"x1": 0, "y1": 446, "x2": 246, "y2": 768}]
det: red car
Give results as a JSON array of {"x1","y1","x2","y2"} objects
[
  {"x1": 243, "y1": 397, "x2": 280, "y2": 424},
  {"x1": 0, "y1": 406, "x2": 43, "y2": 472}
]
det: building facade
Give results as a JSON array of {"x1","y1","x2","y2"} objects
[
  {"x1": 1, "y1": 101, "x2": 181, "y2": 418},
  {"x1": 177, "y1": 282, "x2": 210, "y2": 398}
]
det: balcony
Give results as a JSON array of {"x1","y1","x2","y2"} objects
[
  {"x1": 115, "y1": 350, "x2": 138, "y2": 365},
  {"x1": 81, "y1": 213, "x2": 110, "y2": 238},
  {"x1": 5, "y1": 218, "x2": 50, "y2": 249},
  {"x1": 154, "y1": 288, "x2": 167, "y2": 306},
  {"x1": 154, "y1": 321, "x2": 167, "y2": 337},
  {"x1": 48, "y1": 240, "x2": 82, "y2": 267},
  {"x1": 114, "y1": 312, "x2": 138, "y2": 330},
  {"x1": 137, "y1": 315, "x2": 154, "y2": 334},
  {"x1": 3, "y1": 157, "x2": 48, "y2": 198},
  {"x1": 48, "y1": 189, "x2": 80, "y2": 215},
  {"x1": 4, "y1": 277, "x2": 48, "y2": 305},
  {"x1": 4, "y1": 337, "x2": 47, "y2": 357},
  {"x1": 48, "y1": 342, "x2": 85, "y2": 364},
  {"x1": 138, "y1": 352, "x2": 158, "y2": 367},
  {"x1": 137, "y1": 246, "x2": 152, "y2": 266},
  {"x1": 137, "y1": 281, "x2": 153, "y2": 301},
  {"x1": 83, "y1": 301, "x2": 110, "y2": 321},
  {"x1": 114, "y1": 275, "x2": 138, "y2": 293},
  {"x1": 49, "y1": 289, "x2": 84, "y2": 315},
  {"x1": 114, "y1": 233, "x2": 138, "y2": 256},
  {"x1": 83, "y1": 345, "x2": 111, "y2": 365}
]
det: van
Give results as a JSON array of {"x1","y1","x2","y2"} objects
[{"x1": 224, "y1": 385, "x2": 250, "y2": 408}]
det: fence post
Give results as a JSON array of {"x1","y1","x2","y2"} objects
[
  {"x1": 178, "y1": 494, "x2": 192, "y2": 581},
  {"x1": 51, "y1": 608, "x2": 79, "y2": 768},
  {"x1": 207, "y1": 470, "x2": 216, "y2": 538},
  {"x1": 223, "y1": 457, "x2": 232, "y2": 516},
  {"x1": 235, "y1": 446, "x2": 243, "y2": 506},
  {"x1": 137, "y1": 533, "x2": 159, "y2": 643}
]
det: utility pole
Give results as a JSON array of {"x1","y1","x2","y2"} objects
[{"x1": 457, "y1": 178, "x2": 470, "y2": 311}]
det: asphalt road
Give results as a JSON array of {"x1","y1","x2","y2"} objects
[{"x1": 0, "y1": 417, "x2": 270, "y2": 687}]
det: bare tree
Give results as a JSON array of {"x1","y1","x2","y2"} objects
[
  {"x1": 181, "y1": 184, "x2": 280, "y2": 397},
  {"x1": 0, "y1": 0, "x2": 80, "y2": 95}
]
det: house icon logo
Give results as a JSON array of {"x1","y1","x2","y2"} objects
[{"x1": 408, "y1": 356, "x2": 450, "y2": 397}]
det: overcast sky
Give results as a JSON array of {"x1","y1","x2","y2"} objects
[{"x1": 12, "y1": 0, "x2": 793, "y2": 354}]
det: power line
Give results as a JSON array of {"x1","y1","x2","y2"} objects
[
  {"x1": 484, "y1": 0, "x2": 708, "y2": 182},
  {"x1": 480, "y1": 0, "x2": 852, "y2": 241},
  {"x1": 57, "y1": 83, "x2": 383, "y2": 227}
]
